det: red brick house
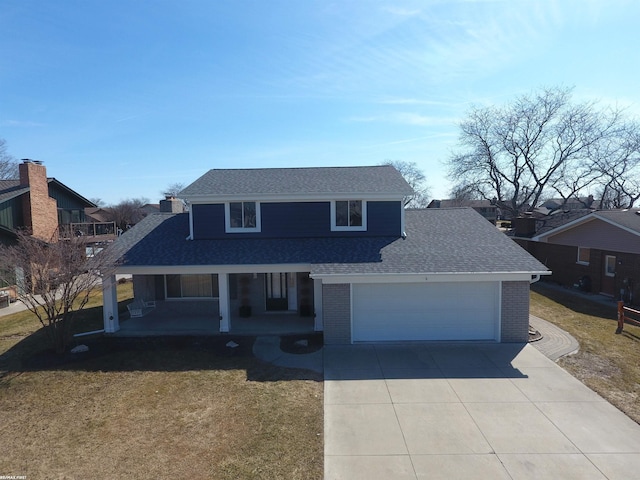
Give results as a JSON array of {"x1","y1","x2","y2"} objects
[{"x1": 514, "y1": 210, "x2": 640, "y2": 302}]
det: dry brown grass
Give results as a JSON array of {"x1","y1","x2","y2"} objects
[
  {"x1": 531, "y1": 284, "x2": 640, "y2": 423},
  {"x1": 0, "y1": 283, "x2": 323, "y2": 479}
]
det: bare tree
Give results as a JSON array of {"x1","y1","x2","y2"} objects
[
  {"x1": 382, "y1": 160, "x2": 431, "y2": 208},
  {"x1": 590, "y1": 123, "x2": 640, "y2": 209},
  {"x1": 447, "y1": 87, "x2": 631, "y2": 218},
  {"x1": 162, "y1": 182, "x2": 185, "y2": 198},
  {"x1": 107, "y1": 197, "x2": 150, "y2": 231},
  {"x1": 0, "y1": 230, "x2": 116, "y2": 354},
  {"x1": 0, "y1": 137, "x2": 18, "y2": 179}
]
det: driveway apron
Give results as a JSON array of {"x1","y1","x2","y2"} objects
[{"x1": 324, "y1": 343, "x2": 640, "y2": 480}]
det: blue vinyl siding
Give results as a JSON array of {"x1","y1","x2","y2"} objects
[
  {"x1": 192, "y1": 201, "x2": 402, "y2": 239},
  {"x1": 192, "y1": 203, "x2": 226, "y2": 238}
]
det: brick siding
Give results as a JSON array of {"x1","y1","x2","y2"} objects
[
  {"x1": 322, "y1": 283, "x2": 351, "y2": 344},
  {"x1": 501, "y1": 281, "x2": 530, "y2": 342},
  {"x1": 517, "y1": 239, "x2": 640, "y2": 301}
]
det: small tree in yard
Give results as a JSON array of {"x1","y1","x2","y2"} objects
[{"x1": 0, "y1": 230, "x2": 116, "y2": 354}]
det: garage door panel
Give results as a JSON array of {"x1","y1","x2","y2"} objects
[{"x1": 352, "y1": 282, "x2": 498, "y2": 342}]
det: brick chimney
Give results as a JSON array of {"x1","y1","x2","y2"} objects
[
  {"x1": 159, "y1": 196, "x2": 184, "y2": 213},
  {"x1": 19, "y1": 160, "x2": 59, "y2": 242},
  {"x1": 513, "y1": 214, "x2": 537, "y2": 238}
]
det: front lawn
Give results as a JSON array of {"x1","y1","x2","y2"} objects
[
  {"x1": 0, "y1": 283, "x2": 323, "y2": 479},
  {"x1": 531, "y1": 283, "x2": 640, "y2": 423}
]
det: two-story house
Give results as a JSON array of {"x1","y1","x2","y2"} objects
[
  {"x1": 0, "y1": 159, "x2": 114, "y2": 245},
  {"x1": 101, "y1": 165, "x2": 548, "y2": 344}
]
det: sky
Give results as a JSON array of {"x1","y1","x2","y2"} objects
[{"x1": 1, "y1": 0, "x2": 639, "y2": 206}]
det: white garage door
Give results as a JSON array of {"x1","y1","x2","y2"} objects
[{"x1": 352, "y1": 282, "x2": 499, "y2": 342}]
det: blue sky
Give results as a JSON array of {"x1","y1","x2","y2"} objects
[{"x1": 1, "y1": 0, "x2": 639, "y2": 205}]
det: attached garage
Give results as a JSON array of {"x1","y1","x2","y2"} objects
[{"x1": 352, "y1": 281, "x2": 500, "y2": 342}]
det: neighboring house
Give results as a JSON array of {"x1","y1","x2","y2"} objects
[
  {"x1": 515, "y1": 210, "x2": 640, "y2": 301},
  {"x1": 538, "y1": 195, "x2": 595, "y2": 215},
  {"x1": 140, "y1": 203, "x2": 161, "y2": 216},
  {"x1": 101, "y1": 165, "x2": 549, "y2": 344},
  {"x1": 428, "y1": 199, "x2": 499, "y2": 224},
  {"x1": 0, "y1": 159, "x2": 114, "y2": 245}
]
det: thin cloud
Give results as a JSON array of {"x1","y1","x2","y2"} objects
[
  {"x1": 382, "y1": 7, "x2": 421, "y2": 17},
  {"x1": 1, "y1": 120, "x2": 45, "y2": 127},
  {"x1": 361, "y1": 132, "x2": 456, "y2": 149},
  {"x1": 349, "y1": 112, "x2": 457, "y2": 127}
]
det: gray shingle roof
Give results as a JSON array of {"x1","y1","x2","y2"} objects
[
  {"x1": 531, "y1": 209, "x2": 640, "y2": 238},
  {"x1": 107, "y1": 207, "x2": 548, "y2": 276},
  {"x1": 313, "y1": 208, "x2": 548, "y2": 275},
  {"x1": 0, "y1": 180, "x2": 29, "y2": 203},
  {"x1": 180, "y1": 165, "x2": 414, "y2": 197}
]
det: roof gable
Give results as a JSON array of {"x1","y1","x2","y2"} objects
[
  {"x1": 534, "y1": 210, "x2": 640, "y2": 241},
  {"x1": 47, "y1": 178, "x2": 96, "y2": 208},
  {"x1": 180, "y1": 165, "x2": 414, "y2": 200}
]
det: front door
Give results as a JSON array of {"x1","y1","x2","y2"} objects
[
  {"x1": 266, "y1": 273, "x2": 288, "y2": 311},
  {"x1": 601, "y1": 255, "x2": 616, "y2": 296}
]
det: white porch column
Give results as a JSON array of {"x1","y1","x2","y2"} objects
[
  {"x1": 313, "y1": 278, "x2": 323, "y2": 331},
  {"x1": 218, "y1": 273, "x2": 231, "y2": 332},
  {"x1": 102, "y1": 275, "x2": 120, "y2": 333}
]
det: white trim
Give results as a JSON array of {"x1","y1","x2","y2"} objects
[
  {"x1": 576, "y1": 246, "x2": 590, "y2": 265},
  {"x1": 115, "y1": 263, "x2": 312, "y2": 275},
  {"x1": 533, "y1": 212, "x2": 640, "y2": 242},
  {"x1": 313, "y1": 278, "x2": 323, "y2": 332},
  {"x1": 330, "y1": 200, "x2": 367, "y2": 232},
  {"x1": 605, "y1": 255, "x2": 616, "y2": 277},
  {"x1": 349, "y1": 283, "x2": 354, "y2": 344},
  {"x1": 497, "y1": 280, "x2": 502, "y2": 341},
  {"x1": 188, "y1": 208, "x2": 194, "y2": 240},
  {"x1": 225, "y1": 201, "x2": 261, "y2": 233},
  {"x1": 102, "y1": 275, "x2": 120, "y2": 333},
  {"x1": 219, "y1": 273, "x2": 230, "y2": 332},
  {"x1": 184, "y1": 192, "x2": 406, "y2": 204},
  {"x1": 312, "y1": 271, "x2": 550, "y2": 284}
]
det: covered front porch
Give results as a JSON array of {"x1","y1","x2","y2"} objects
[
  {"x1": 102, "y1": 267, "x2": 323, "y2": 336},
  {"x1": 114, "y1": 300, "x2": 316, "y2": 336}
]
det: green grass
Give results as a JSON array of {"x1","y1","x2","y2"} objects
[
  {"x1": 531, "y1": 284, "x2": 640, "y2": 423},
  {"x1": 0, "y1": 282, "x2": 323, "y2": 479}
]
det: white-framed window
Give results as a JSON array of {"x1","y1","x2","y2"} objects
[
  {"x1": 166, "y1": 274, "x2": 219, "y2": 298},
  {"x1": 331, "y1": 200, "x2": 366, "y2": 231},
  {"x1": 577, "y1": 247, "x2": 590, "y2": 265},
  {"x1": 225, "y1": 201, "x2": 261, "y2": 233},
  {"x1": 605, "y1": 255, "x2": 616, "y2": 277}
]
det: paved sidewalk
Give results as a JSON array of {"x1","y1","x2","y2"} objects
[
  {"x1": 0, "y1": 299, "x2": 30, "y2": 317},
  {"x1": 324, "y1": 343, "x2": 640, "y2": 479},
  {"x1": 529, "y1": 314, "x2": 580, "y2": 361},
  {"x1": 253, "y1": 336, "x2": 323, "y2": 373}
]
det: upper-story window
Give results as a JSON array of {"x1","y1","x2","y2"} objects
[
  {"x1": 331, "y1": 200, "x2": 366, "y2": 231},
  {"x1": 225, "y1": 201, "x2": 261, "y2": 233}
]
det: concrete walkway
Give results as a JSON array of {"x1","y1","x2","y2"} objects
[
  {"x1": 529, "y1": 314, "x2": 580, "y2": 361},
  {"x1": 252, "y1": 336, "x2": 323, "y2": 373},
  {"x1": 324, "y1": 343, "x2": 640, "y2": 479}
]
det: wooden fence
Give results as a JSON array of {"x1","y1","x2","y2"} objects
[{"x1": 616, "y1": 301, "x2": 640, "y2": 334}]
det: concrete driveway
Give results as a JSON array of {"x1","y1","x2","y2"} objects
[{"x1": 324, "y1": 343, "x2": 640, "y2": 479}]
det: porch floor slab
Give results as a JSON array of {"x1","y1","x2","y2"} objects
[{"x1": 114, "y1": 310, "x2": 316, "y2": 337}]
